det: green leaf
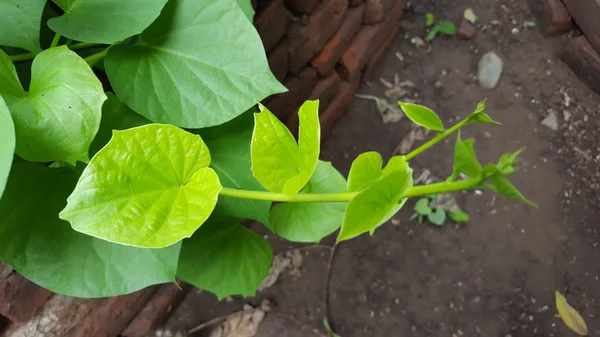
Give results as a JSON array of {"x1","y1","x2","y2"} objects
[
  {"x1": 60, "y1": 124, "x2": 222, "y2": 248},
  {"x1": 398, "y1": 101, "x2": 444, "y2": 131},
  {"x1": 437, "y1": 21, "x2": 457, "y2": 35},
  {"x1": 449, "y1": 210, "x2": 469, "y2": 222},
  {"x1": 251, "y1": 101, "x2": 320, "y2": 195},
  {"x1": 48, "y1": 0, "x2": 168, "y2": 44},
  {"x1": 414, "y1": 198, "x2": 432, "y2": 215},
  {"x1": 0, "y1": 96, "x2": 14, "y2": 197},
  {"x1": 347, "y1": 152, "x2": 383, "y2": 192},
  {"x1": 464, "y1": 8, "x2": 477, "y2": 23},
  {"x1": 237, "y1": 0, "x2": 255, "y2": 21},
  {"x1": 425, "y1": 13, "x2": 435, "y2": 26},
  {"x1": 453, "y1": 132, "x2": 481, "y2": 178},
  {"x1": 105, "y1": 0, "x2": 286, "y2": 128},
  {"x1": 338, "y1": 169, "x2": 413, "y2": 241},
  {"x1": 0, "y1": 47, "x2": 106, "y2": 164},
  {"x1": 426, "y1": 25, "x2": 439, "y2": 41},
  {"x1": 0, "y1": 0, "x2": 45, "y2": 53},
  {"x1": 177, "y1": 214, "x2": 272, "y2": 300},
  {"x1": 89, "y1": 93, "x2": 150, "y2": 156},
  {"x1": 198, "y1": 112, "x2": 272, "y2": 226},
  {"x1": 323, "y1": 319, "x2": 342, "y2": 337},
  {"x1": 0, "y1": 163, "x2": 181, "y2": 298},
  {"x1": 496, "y1": 147, "x2": 525, "y2": 175},
  {"x1": 468, "y1": 100, "x2": 501, "y2": 125},
  {"x1": 427, "y1": 208, "x2": 446, "y2": 226},
  {"x1": 489, "y1": 173, "x2": 537, "y2": 207},
  {"x1": 272, "y1": 161, "x2": 347, "y2": 243}
]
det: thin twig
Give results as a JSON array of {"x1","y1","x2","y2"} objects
[
  {"x1": 187, "y1": 307, "x2": 262, "y2": 334},
  {"x1": 270, "y1": 311, "x2": 328, "y2": 337},
  {"x1": 322, "y1": 243, "x2": 339, "y2": 335}
]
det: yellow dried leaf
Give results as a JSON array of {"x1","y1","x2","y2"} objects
[
  {"x1": 464, "y1": 8, "x2": 477, "y2": 24},
  {"x1": 555, "y1": 291, "x2": 589, "y2": 336}
]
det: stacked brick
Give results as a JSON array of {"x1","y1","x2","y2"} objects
[
  {"x1": 528, "y1": 0, "x2": 600, "y2": 97},
  {"x1": 258, "y1": 0, "x2": 407, "y2": 137},
  {"x1": 0, "y1": 1, "x2": 407, "y2": 336}
]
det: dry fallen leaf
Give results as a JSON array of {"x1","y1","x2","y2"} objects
[
  {"x1": 555, "y1": 291, "x2": 589, "y2": 336},
  {"x1": 210, "y1": 301, "x2": 272, "y2": 337},
  {"x1": 464, "y1": 8, "x2": 477, "y2": 24},
  {"x1": 258, "y1": 249, "x2": 303, "y2": 291}
]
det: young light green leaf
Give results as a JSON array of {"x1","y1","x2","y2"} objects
[
  {"x1": 426, "y1": 25, "x2": 439, "y2": 41},
  {"x1": 338, "y1": 169, "x2": 413, "y2": 241},
  {"x1": 453, "y1": 132, "x2": 481, "y2": 178},
  {"x1": 251, "y1": 101, "x2": 320, "y2": 195},
  {"x1": 497, "y1": 147, "x2": 525, "y2": 175},
  {"x1": 89, "y1": 93, "x2": 150, "y2": 156},
  {"x1": 105, "y1": 0, "x2": 286, "y2": 128},
  {"x1": 60, "y1": 124, "x2": 222, "y2": 248},
  {"x1": 177, "y1": 214, "x2": 272, "y2": 300},
  {"x1": 489, "y1": 172, "x2": 537, "y2": 207},
  {"x1": 237, "y1": 0, "x2": 255, "y2": 21},
  {"x1": 555, "y1": 291, "x2": 589, "y2": 336},
  {"x1": 48, "y1": 0, "x2": 168, "y2": 44},
  {"x1": 347, "y1": 152, "x2": 383, "y2": 192},
  {"x1": 398, "y1": 101, "x2": 444, "y2": 131},
  {"x1": 468, "y1": 100, "x2": 501, "y2": 125},
  {"x1": 0, "y1": 0, "x2": 45, "y2": 53},
  {"x1": 198, "y1": 112, "x2": 272, "y2": 226},
  {"x1": 437, "y1": 21, "x2": 457, "y2": 35},
  {"x1": 0, "y1": 47, "x2": 106, "y2": 164},
  {"x1": 427, "y1": 208, "x2": 446, "y2": 226},
  {"x1": 414, "y1": 198, "x2": 432, "y2": 215},
  {"x1": 0, "y1": 96, "x2": 15, "y2": 197},
  {"x1": 272, "y1": 161, "x2": 347, "y2": 243},
  {"x1": 449, "y1": 210, "x2": 469, "y2": 222},
  {"x1": 0, "y1": 163, "x2": 181, "y2": 298},
  {"x1": 464, "y1": 8, "x2": 477, "y2": 23},
  {"x1": 426, "y1": 12, "x2": 435, "y2": 26}
]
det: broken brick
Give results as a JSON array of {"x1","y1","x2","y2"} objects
[
  {"x1": 255, "y1": 0, "x2": 288, "y2": 52},
  {"x1": 0, "y1": 272, "x2": 52, "y2": 323},
  {"x1": 320, "y1": 78, "x2": 361, "y2": 138},
  {"x1": 456, "y1": 18, "x2": 476, "y2": 40},
  {"x1": 285, "y1": 0, "x2": 320, "y2": 15},
  {"x1": 561, "y1": 36, "x2": 600, "y2": 95},
  {"x1": 364, "y1": 24, "x2": 401, "y2": 80},
  {"x1": 562, "y1": 0, "x2": 600, "y2": 53},
  {"x1": 528, "y1": 0, "x2": 573, "y2": 37},
  {"x1": 363, "y1": 0, "x2": 396, "y2": 25},
  {"x1": 264, "y1": 67, "x2": 318, "y2": 120},
  {"x1": 268, "y1": 41, "x2": 289, "y2": 82}
]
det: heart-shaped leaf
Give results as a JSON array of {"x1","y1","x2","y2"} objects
[
  {"x1": 347, "y1": 152, "x2": 408, "y2": 192},
  {"x1": 272, "y1": 161, "x2": 347, "y2": 242},
  {"x1": 0, "y1": 0, "x2": 45, "y2": 53},
  {"x1": 48, "y1": 0, "x2": 168, "y2": 44},
  {"x1": 60, "y1": 124, "x2": 222, "y2": 248},
  {"x1": 453, "y1": 132, "x2": 481, "y2": 178},
  {"x1": 414, "y1": 198, "x2": 432, "y2": 215},
  {"x1": 0, "y1": 47, "x2": 106, "y2": 164},
  {"x1": 237, "y1": 0, "x2": 254, "y2": 21},
  {"x1": 427, "y1": 208, "x2": 446, "y2": 226},
  {"x1": 251, "y1": 100, "x2": 320, "y2": 195},
  {"x1": 177, "y1": 214, "x2": 272, "y2": 299},
  {"x1": 398, "y1": 101, "x2": 444, "y2": 131},
  {"x1": 0, "y1": 163, "x2": 181, "y2": 298},
  {"x1": 197, "y1": 112, "x2": 271, "y2": 226},
  {"x1": 105, "y1": 0, "x2": 285, "y2": 128},
  {"x1": 0, "y1": 96, "x2": 15, "y2": 197}
]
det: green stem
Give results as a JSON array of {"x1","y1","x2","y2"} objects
[
  {"x1": 50, "y1": 33, "x2": 61, "y2": 48},
  {"x1": 84, "y1": 47, "x2": 110, "y2": 67},
  {"x1": 8, "y1": 42, "x2": 102, "y2": 63},
  {"x1": 219, "y1": 177, "x2": 481, "y2": 203},
  {"x1": 405, "y1": 115, "x2": 473, "y2": 161}
]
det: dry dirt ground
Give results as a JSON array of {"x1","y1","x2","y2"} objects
[{"x1": 165, "y1": 1, "x2": 600, "y2": 336}]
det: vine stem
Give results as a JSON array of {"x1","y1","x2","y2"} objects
[
  {"x1": 219, "y1": 178, "x2": 481, "y2": 203},
  {"x1": 404, "y1": 113, "x2": 474, "y2": 161},
  {"x1": 84, "y1": 47, "x2": 110, "y2": 67},
  {"x1": 50, "y1": 33, "x2": 61, "y2": 48},
  {"x1": 8, "y1": 42, "x2": 102, "y2": 62}
]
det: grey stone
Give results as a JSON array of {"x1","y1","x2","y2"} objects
[
  {"x1": 541, "y1": 110, "x2": 558, "y2": 130},
  {"x1": 478, "y1": 52, "x2": 503, "y2": 89}
]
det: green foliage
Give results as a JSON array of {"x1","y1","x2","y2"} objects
[
  {"x1": 425, "y1": 13, "x2": 457, "y2": 41},
  {"x1": 0, "y1": 1, "x2": 536, "y2": 302},
  {"x1": 411, "y1": 196, "x2": 468, "y2": 226},
  {"x1": 426, "y1": 13, "x2": 435, "y2": 27}
]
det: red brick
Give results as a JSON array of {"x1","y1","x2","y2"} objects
[
  {"x1": 264, "y1": 67, "x2": 318, "y2": 120},
  {"x1": 337, "y1": 0, "x2": 405, "y2": 82},
  {"x1": 287, "y1": 0, "x2": 348, "y2": 74},
  {"x1": 364, "y1": 25, "x2": 401, "y2": 80},
  {"x1": 349, "y1": 0, "x2": 364, "y2": 7},
  {"x1": 320, "y1": 78, "x2": 361, "y2": 138},
  {"x1": 121, "y1": 284, "x2": 189, "y2": 337},
  {"x1": 561, "y1": 36, "x2": 600, "y2": 95},
  {"x1": 285, "y1": 0, "x2": 319, "y2": 15},
  {"x1": 311, "y1": 5, "x2": 365, "y2": 76},
  {"x1": 363, "y1": 0, "x2": 395, "y2": 25},
  {"x1": 528, "y1": 0, "x2": 573, "y2": 37},
  {"x1": 268, "y1": 41, "x2": 289, "y2": 82},
  {"x1": 0, "y1": 272, "x2": 52, "y2": 323},
  {"x1": 562, "y1": 0, "x2": 600, "y2": 53},
  {"x1": 255, "y1": 0, "x2": 288, "y2": 52}
]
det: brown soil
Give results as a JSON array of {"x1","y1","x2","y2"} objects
[{"x1": 165, "y1": 1, "x2": 600, "y2": 336}]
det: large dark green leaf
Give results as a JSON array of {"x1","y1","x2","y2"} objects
[
  {"x1": 0, "y1": 163, "x2": 181, "y2": 298},
  {"x1": 0, "y1": 0, "x2": 45, "y2": 53},
  {"x1": 0, "y1": 47, "x2": 106, "y2": 164},
  {"x1": 48, "y1": 0, "x2": 168, "y2": 44},
  {"x1": 60, "y1": 124, "x2": 222, "y2": 248},
  {"x1": 198, "y1": 112, "x2": 271, "y2": 226},
  {"x1": 177, "y1": 214, "x2": 272, "y2": 299},
  {"x1": 271, "y1": 161, "x2": 347, "y2": 242},
  {"x1": 0, "y1": 96, "x2": 14, "y2": 197},
  {"x1": 105, "y1": 0, "x2": 286, "y2": 128}
]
